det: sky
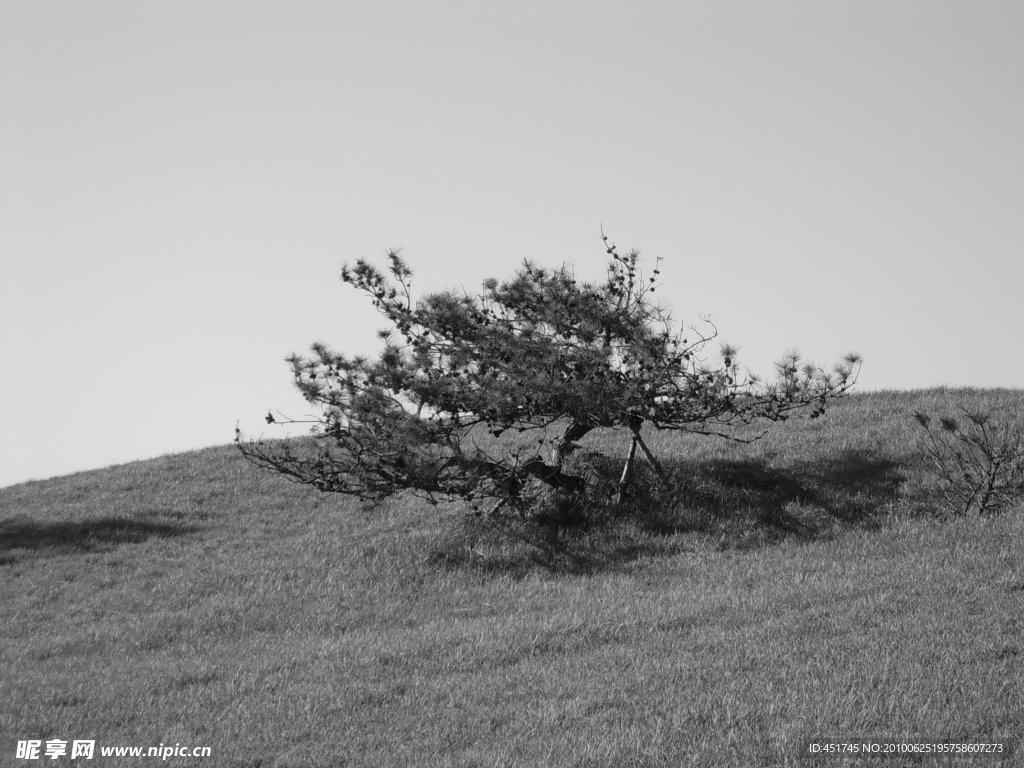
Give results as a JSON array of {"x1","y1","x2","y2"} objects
[{"x1": 2, "y1": 0, "x2": 1023, "y2": 489}]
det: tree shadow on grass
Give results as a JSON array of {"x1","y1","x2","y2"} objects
[
  {"x1": 429, "y1": 448, "x2": 907, "y2": 576},
  {"x1": 0, "y1": 515, "x2": 198, "y2": 564},
  {"x1": 650, "y1": 448, "x2": 904, "y2": 537}
]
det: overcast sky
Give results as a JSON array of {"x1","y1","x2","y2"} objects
[{"x1": 3, "y1": 1, "x2": 1023, "y2": 489}]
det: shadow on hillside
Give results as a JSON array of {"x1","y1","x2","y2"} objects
[
  {"x1": 0, "y1": 515, "x2": 197, "y2": 564},
  {"x1": 429, "y1": 448, "x2": 906, "y2": 576},
  {"x1": 657, "y1": 447, "x2": 903, "y2": 534}
]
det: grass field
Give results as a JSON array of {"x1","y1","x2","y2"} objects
[{"x1": 2, "y1": 389, "x2": 1022, "y2": 767}]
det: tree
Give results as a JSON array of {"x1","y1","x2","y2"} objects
[{"x1": 237, "y1": 234, "x2": 861, "y2": 518}]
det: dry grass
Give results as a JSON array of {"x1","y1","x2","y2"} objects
[{"x1": 2, "y1": 388, "x2": 1022, "y2": 766}]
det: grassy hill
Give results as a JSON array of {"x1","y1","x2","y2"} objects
[{"x1": 2, "y1": 389, "x2": 1022, "y2": 767}]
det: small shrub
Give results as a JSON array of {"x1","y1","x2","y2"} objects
[{"x1": 913, "y1": 409, "x2": 1024, "y2": 515}]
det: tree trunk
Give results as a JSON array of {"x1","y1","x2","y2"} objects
[
  {"x1": 521, "y1": 458, "x2": 585, "y2": 493},
  {"x1": 551, "y1": 420, "x2": 592, "y2": 465}
]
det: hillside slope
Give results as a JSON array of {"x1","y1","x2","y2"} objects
[{"x1": 2, "y1": 389, "x2": 1022, "y2": 767}]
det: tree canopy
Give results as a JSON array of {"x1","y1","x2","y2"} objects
[{"x1": 237, "y1": 234, "x2": 861, "y2": 516}]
